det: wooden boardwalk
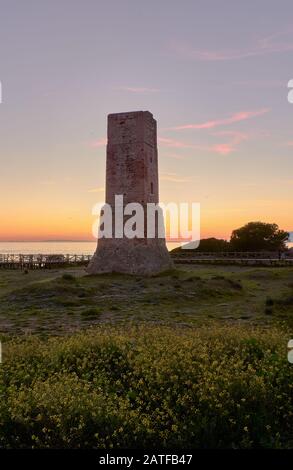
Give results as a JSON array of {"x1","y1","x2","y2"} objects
[
  {"x1": 172, "y1": 251, "x2": 293, "y2": 267},
  {"x1": 173, "y1": 258, "x2": 293, "y2": 267},
  {"x1": 0, "y1": 252, "x2": 292, "y2": 269},
  {"x1": 0, "y1": 254, "x2": 92, "y2": 269}
]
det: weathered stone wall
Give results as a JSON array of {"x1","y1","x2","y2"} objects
[{"x1": 106, "y1": 111, "x2": 158, "y2": 206}]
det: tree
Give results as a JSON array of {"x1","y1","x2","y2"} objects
[
  {"x1": 171, "y1": 238, "x2": 230, "y2": 253},
  {"x1": 193, "y1": 237, "x2": 230, "y2": 252},
  {"x1": 230, "y1": 222, "x2": 289, "y2": 252}
]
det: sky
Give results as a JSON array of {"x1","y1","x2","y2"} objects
[{"x1": 0, "y1": 0, "x2": 292, "y2": 242}]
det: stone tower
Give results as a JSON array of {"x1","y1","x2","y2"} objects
[{"x1": 87, "y1": 111, "x2": 173, "y2": 275}]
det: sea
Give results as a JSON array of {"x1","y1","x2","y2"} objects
[
  {"x1": 0, "y1": 241, "x2": 292, "y2": 255},
  {"x1": 0, "y1": 241, "x2": 97, "y2": 255}
]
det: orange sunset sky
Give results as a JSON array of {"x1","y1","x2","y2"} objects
[{"x1": 0, "y1": 1, "x2": 292, "y2": 242}]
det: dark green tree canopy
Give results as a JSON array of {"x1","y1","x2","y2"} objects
[
  {"x1": 194, "y1": 237, "x2": 230, "y2": 252},
  {"x1": 230, "y1": 221, "x2": 289, "y2": 252},
  {"x1": 171, "y1": 237, "x2": 230, "y2": 253}
]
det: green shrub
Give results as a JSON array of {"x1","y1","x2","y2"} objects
[
  {"x1": 62, "y1": 273, "x2": 76, "y2": 281},
  {"x1": 0, "y1": 323, "x2": 292, "y2": 448}
]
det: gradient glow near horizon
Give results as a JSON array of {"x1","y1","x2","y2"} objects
[{"x1": 0, "y1": 0, "x2": 292, "y2": 242}]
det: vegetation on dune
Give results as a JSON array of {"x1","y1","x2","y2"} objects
[
  {"x1": 172, "y1": 238, "x2": 230, "y2": 253},
  {"x1": 0, "y1": 267, "x2": 248, "y2": 335},
  {"x1": 230, "y1": 222, "x2": 289, "y2": 252},
  {"x1": 0, "y1": 265, "x2": 292, "y2": 449},
  {"x1": 0, "y1": 323, "x2": 292, "y2": 449},
  {"x1": 172, "y1": 221, "x2": 289, "y2": 253},
  {"x1": 0, "y1": 265, "x2": 293, "y2": 334}
]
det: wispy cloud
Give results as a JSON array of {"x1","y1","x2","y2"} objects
[
  {"x1": 158, "y1": 137, "x2": 196, "y2": 149},
  {"x1": 209, "y1": 144, "x2": 232, "y2": 156},
  {"x1": 116, "y1": 86, "x2": 160, "y2": 93},
  {"x1": 167, "y1": 108, "x2": 269, "y2": 131},
  {"x1": 212, "y1": 130, "x2": 248, "y2": 141},
  {"x1": 210, "y1": 131, "x2": 248, "y2": 155},
  {"x1": 89, "y1": 124, "x2": 254, "y2": 158},
  {"x1": 172, "y1": 29, "x2": 293, "y2": 62},
  {"x1": 90, "y1": 138, "x2": 107, "y2": 148},
  {"x1": 159, "y1": 130, "x2": 249, "y2": 156},
  {"x1": 87, "y1": 187, "x2": 105, "y2": 193},
  {"x1": 158, "y1": 136, "x2": 229, "y2": 155},
  {"x1": 161, "y1": 173, "x2": 191, "y2": 183}
]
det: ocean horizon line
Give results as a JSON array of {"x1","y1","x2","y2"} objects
[{"x1": 0, "y1": 240, "x2": 95, "y2": 243}]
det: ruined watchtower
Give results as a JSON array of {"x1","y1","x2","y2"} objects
[{"x1": 87, "y1": 111, "x2": 173, "y2": 275}]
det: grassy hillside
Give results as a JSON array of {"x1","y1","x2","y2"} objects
[
  {"x1": 0, "y1": 265, "x2": 292, "y2": 336},
  {"x1": 0, "y1": 265, "x2": 292, "y2": 448}
]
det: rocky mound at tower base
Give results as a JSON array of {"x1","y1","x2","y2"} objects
[{"x1": 86, "y1": 239, "x2": 174, "y2": 276}]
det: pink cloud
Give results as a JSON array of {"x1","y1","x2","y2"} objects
[
  {"x1": 212, "y1": 130, "x2": 248, "y2": 144},
  {"x1": 158, "y1": 137, "x2": 195, "y2": 149},
  {"x1": 172, "y1": 29, "x2": 293, "y2": 61},
  {"x1": 91, "y1": 138, "x2": 107, "y2": 148},
  {"x1": 211, "y1": 144, "x2": 235, "y2": 155},
  {"x1": 168, "y1": 108, "x2": 269, "y2": 131},
  {"x1": 161, "y1": 173, "x2": 191, "y2": 183},
  {"x1": 211, "y1": 131, "x2": 248, "y2": 154},
  {"x1": 159, "y1": 136, "x2": 237, "y2": 155},
  {"x1": 159, "y1": 129, "x2": 251, "y2": 156},
  {"x1": 90, "y1": 130, "x2": 251, "y2": 157}
]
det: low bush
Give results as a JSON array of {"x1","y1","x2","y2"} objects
[{"x1": 0, "y1": 323, "x2": 292, "y2": 448}]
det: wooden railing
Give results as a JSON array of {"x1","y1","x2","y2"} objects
[
  {"x1": 171, "y1": 251, "x2": 293, "y2": 266},
  {"x1": 173, "y1": 258, "x2": 293, "y2": 266},
  {"x1": 0, "y1": 254, "x2": 92, "y2": 269},
  {"x1": 171, "y1": 251, "x2": 292, "y2": 259},
  {"x1": 0, "y1": 252, "x2": 292, "y2": 270}
]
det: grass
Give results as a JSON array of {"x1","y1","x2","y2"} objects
[
  {"x1": 0, "y1": 264, "x2": 292, "y2": 448},
  {"x1": 0, "y1": 265, "x2": 293, "y2": 335}
]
